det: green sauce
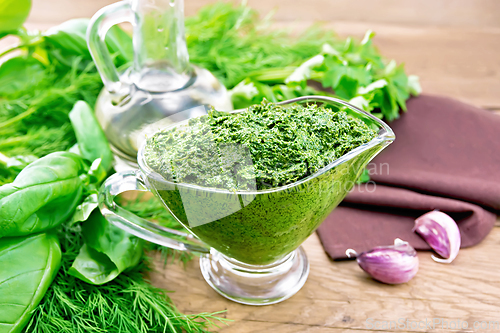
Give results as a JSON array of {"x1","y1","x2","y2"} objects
[{"x1": 144, "y1": 101, "x2": 378, "y2": 265}]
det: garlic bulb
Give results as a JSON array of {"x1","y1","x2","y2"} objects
[
  {"x1": 351, "y1": 239, "x2": 419, "y2": 284},
  {"x1": 413, "y1": 211, "x2": 460, "y2": 264}
]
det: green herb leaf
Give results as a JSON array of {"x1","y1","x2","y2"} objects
[
  {"x1": 0, "y1": 0, "x2": 31, "y2": 33},
  {"x1": 70, "y1": 193, "x2": 98, "y2": 224},
  {"x1": 44, "y1": 19, "x2": 90, "y2": 58},
  {"x1": 0, "y1": 152, "x2": 87, "y2": 237},
  {"x1": 87, "y1": 158, "x2": 108, "y2": 185},
  {"x1": 69, "y1": 101, "x2": 113, "y2": 172},
  {"x1": 0, "y1": 56, "x2": 46, "y2": 98},
  {"x1": 0, "y1": 233, "x2": 61, "y2": 333},
  {"x1": 230, "y1": 78, "x2": 259, "y2": 102},
  {"x1": 69, "y1": 211, "x2": 143, "y2": 285},
  {"x1": 0, "y1": 57, "x2": 103, "y2": 164},
  {"x1": 27, "y1": 223, "x2": 227, "y2": 333},
  {"x1": 145, "y1": 101, "x2": 378, "y2": 190},
  {"x1": 68, "y1": 244, "x2": 122, "y2": 285}
]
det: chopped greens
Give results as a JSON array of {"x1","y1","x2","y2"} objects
[{"x1": 144, "y1": 101, "x2": 378, "y2": 190}]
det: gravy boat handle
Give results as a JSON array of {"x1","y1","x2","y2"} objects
[{"x1": 98, "y1": 169, "x2": 211, "y2": 253}]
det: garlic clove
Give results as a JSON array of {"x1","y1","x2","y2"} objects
[
  {"x1": 413, "y1": 211, "x2": 460, "y2": 264},
  {"x1": 354, "y1": 238, "x2": 419, "y2": 284}
]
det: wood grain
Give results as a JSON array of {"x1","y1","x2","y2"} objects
[
  {"x1": 27, "y1": 0, "x2": 500, "y2": 29},
  {"x1": 13, "y1": 0, "x2": 500, "y2": 332},
  {"x1": 149, "y1": 227, "x2": 500, "y2": 332}
]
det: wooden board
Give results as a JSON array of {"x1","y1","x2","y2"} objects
[
  {"x1": 26, "y1": 0, "x2": 500, "y2": 29},
  {"x1": 149, "y1": 227, "x2": 500, "y2": 332},
  {"x1": 12, "y1": 0, "x2": 500, "y2": 331}
]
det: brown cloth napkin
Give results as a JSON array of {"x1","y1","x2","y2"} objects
[{"x1": 317, "y1": 94, "x2": 499, "y2": 260}]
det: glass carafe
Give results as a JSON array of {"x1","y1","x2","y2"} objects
[
  {"x1": 98, "y1": 96, "x2": 395, "y2": 305},
  {"x1": 87, "y1": 0, "x2": 232, "y2": 164}
]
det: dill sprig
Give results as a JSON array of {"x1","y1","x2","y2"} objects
[
  {"x1": 185, "y1": 2, "x2": 336, "y2": 89},
  {"x1": 0, "y1": 58, "x2": 102, "y2": 157},
  {"x1": 24, "y1": 223, "x2": 227, "y2": 333}
]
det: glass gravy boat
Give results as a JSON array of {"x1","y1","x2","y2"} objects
[{"x1": 99, "y1": 96, "x2": 395, "y2": 305}]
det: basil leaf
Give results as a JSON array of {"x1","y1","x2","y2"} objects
[
  {"x1": 44, "y1": 18, "x2": 90, "y2": 57},
  {"x1": 69, "y1": 212, "x2": 143, "y2": 285},
  {"x1": 0, "y1": 0, "x2": 31, "y2": 33},
  {"x1": 70, "y1": 193, "x2": 98, "y2": 225},
  {"x1": 0, "y1": 56, "x2": 46, "y2": 98},
  {"x1": 0, "y1": 152, "x2": 88, "y2": 237},
  {"x1": 68, "y1": 244, "x2": 120, "y2": 285},
  {"x1": 69, "y1": 101, "x2": 113, "y2": 172},
  {"x1": 87, "y1": 158, "x2": 108, "y2": 185},
  {"x1": 0, "y1": 233, "x2": 61, "y2": 333}
]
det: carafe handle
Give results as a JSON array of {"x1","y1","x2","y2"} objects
[
  {"x1": 87, "y1": 1, "x2": 132, "y2": 94},
  {"x1": 98, "y1": 169, "x2": 210, "y2": 253}
]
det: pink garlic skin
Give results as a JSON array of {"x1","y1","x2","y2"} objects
[
  {"x1": 357, "y1": 240, "x2": 419, "y2": 284},
  {"x1": 414, "y1": 211, "x2": 461, "y2": 264}
]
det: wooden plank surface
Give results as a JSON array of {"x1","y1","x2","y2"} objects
[
  {"x1": 26, "y1": 0, "x2": 500, "y2": 29},
  {"x1": 22, "y1": 0, "x2": 500, "y2": 109},
  {"x1": 149, "y1": 228, "x2": 500, "y2": 332},
  {"x1": 15, "y1": 0, "x2": 500, "y2": 332}
]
